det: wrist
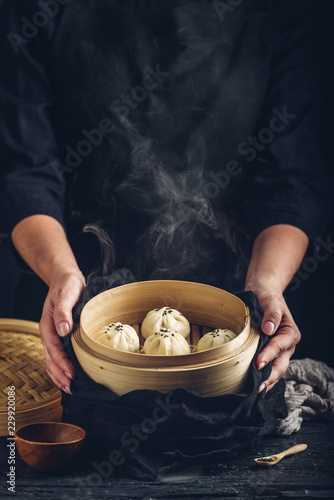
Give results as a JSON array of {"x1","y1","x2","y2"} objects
[
  {"x1": 244, "y1": 275, "x2": 284, "y2": 295},
  {"x1": 48, "y1": 265, "x2": 85, "y2": 289}
]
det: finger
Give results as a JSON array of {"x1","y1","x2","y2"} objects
[
  {"x1": 53, "y1": 287, "x2": 76, "y2": 338},
  {"x1": 53, "y1": 279, "x2": 84, "y2": 337},
  {"x1": 266, "y1": 381, "x2": 277, "y2": 393},
  {"x1": 44, "y1": 343, "x2": 72, "y2": 387},
  {"x1": 45, "y1": 351, "x2": 72, "y2": 394},
  {"x1": 46, "y1": 365, "x2": 71, "y2": 395},
  {"x1": 260, "y1": 295, "x2": 283, "y2": 336},
  {"x1": 256, "y1": 319, "x2": 300, "y2": 370},
  {"x1": 258, "y1": 347, "x2": 294, "y2": 393},
  {"x1": 39, "y1": 308, "x2": 76, "y2": 380}
]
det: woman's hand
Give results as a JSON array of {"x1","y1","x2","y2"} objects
[
  {"x1": 244, "y1": 224, "x2": 308, "y2": 393},
  {"x1": 39, "y1": 270, "x2": 86, "y2": 394},
  {"x1": 245, "y1": 282, "x2": 301, "y2": 393},
  {"x1": 11, "y1": 216, "x2": 87, "y2": 395}
]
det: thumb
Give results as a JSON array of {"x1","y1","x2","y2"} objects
[
  {"x1": 53, "y1": 288, "x2": 77, "y2": 337},
  {"x1": 260, "y1": 296, "x2": 282, "y2": 336}
]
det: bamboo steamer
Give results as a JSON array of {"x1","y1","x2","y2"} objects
[
  {"x1": 0, "y1": 319, "x2": 63, "y2": 436},
  {"x1": 72, "y1": 281, "x2": 260, "y2": 396}
]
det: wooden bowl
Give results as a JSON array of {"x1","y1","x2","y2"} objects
[
  {"x1": 72, "y1": 280, "x2": 260, "y2": 396},
  {"x1": 14, "y1": 422, "x2": 86, "y2": 472}
]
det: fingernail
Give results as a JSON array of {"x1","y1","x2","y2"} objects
[
  {"x1": 58, "y1": 322, "x2": 70, "y2": 337},
  {"x1": 258, "y1": 383, "x2": 266, "y2": 394},
  {"x1": 63, "y1": 386, "x2": 71, "y2": 395},
  {"x1": 264, "y1": 321, "x2": 275, "y2": 335},
  {"x1": 65, "y1": 372, "x2": 73, "y2": 380},
  {"x1": 258, "y1": 362, "x2": 266, "y2": 370}
]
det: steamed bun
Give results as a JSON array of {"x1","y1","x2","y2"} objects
[
  {"x1": 95, "y1": 322, "x2": 139, "y2": 352},
  {"x1": 141, "y1": 307, "x2": 190, "y2": 339},
  {"x1": 143, "y1": 329, "x2": 191, "y2": 355},
  {"x1": 196, "y1": 329, "x2": 237, "y2": 352}
]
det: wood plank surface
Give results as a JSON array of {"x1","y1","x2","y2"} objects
[{"x1": 1, "y1": 421, "x2": 333, "y2": 499}]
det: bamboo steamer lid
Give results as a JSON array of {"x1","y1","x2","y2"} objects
[
  {"x1": 72, "y1": 281, "x2": 260, "y2": 396},
  {"x1": 0, "y1": 319, "x2": 62, "y2": 437}
]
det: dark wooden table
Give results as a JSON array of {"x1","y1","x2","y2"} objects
[{"x1": 1, "y1": 421, "x2": 333, "y2": 499}]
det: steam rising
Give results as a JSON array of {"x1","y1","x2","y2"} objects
[
  {"x1": 83, "y1": 222, "x2": 116, "y2": 279},
  {"x1": 83, "y1": 114, "x2": 245, "y2": 284}
]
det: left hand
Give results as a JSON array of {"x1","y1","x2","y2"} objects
[{"x1": 246, "y1": 283, "x2": 301, "y2": 393}]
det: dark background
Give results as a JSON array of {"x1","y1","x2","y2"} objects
[{"x1": 0, "y1": 0, "x2": 333, "y2": 367}]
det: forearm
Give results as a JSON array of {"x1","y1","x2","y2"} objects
[
  {"x1": 245, "y1": 224, "x2": 309, "y2": 293},
  {"x1": 11, "y1": 215, "x2": 84, "y2": 286}
]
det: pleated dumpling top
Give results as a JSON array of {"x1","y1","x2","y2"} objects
[
  {"x1": 141, "y1": 307, "x2": 190, "y2": 339},
  {"x1": 197, "y1": 329, "x2": 237, "y2": 352},
  {"x1": 143, "y1": 329, "x2": 191, "y2": 355},
  {"x1": 96, "y1": 322, "x2": 139, "y2": 352}
]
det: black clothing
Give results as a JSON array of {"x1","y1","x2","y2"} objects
[{"x1": 0, "y1": 0, "x2": 331, "y2": 282}]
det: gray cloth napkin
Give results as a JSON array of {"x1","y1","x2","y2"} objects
[{"x1": 277, "y1": 358, "x2": 334, "y2": 435}]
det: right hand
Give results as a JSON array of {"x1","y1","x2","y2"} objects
[{"x1": 39, "y1": 270, "x2": 86, "y2": 394}]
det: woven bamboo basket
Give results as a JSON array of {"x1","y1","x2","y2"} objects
[
  {"x1": 72, "y1": 281, "x2": 260, "y2": 396},
  {"x1": 0, "y1": 319, "x2": 63, "y2": 437}
]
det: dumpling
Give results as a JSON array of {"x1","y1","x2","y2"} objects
[
  {"x1": 143, "y1": 329, "x2": 191, "y2": 355},
  {"x1": 141, "y1": 307, "x2": 190, "y2": 339},
  {"x1": 95, "y1": 322, "x2": 139, "y2": 352},
  {"x1": 196, "y1": 329, "x2": 237, "y2": 352}
]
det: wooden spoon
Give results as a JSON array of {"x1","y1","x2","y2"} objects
[{"x1": 254, "y1": 444, "x2": 307, "y2": 466}]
